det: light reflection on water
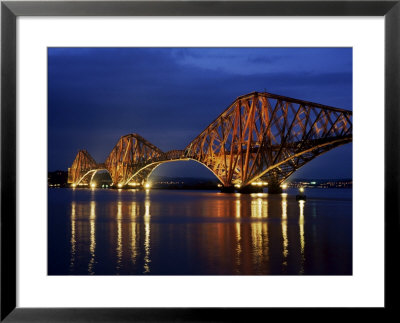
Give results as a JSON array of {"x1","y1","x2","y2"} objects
[
  {"x1": 116, "y1": 201, "x2": 122, "y2": 273},
  {"x1": 69, "y1": 201, "x2": 76, "y2": 272},
  {"x1": 49, "y1": 188, "x2": 352, "y2": 275},
  {"x1": 281, "y1": 194, "x2": 288, "y2": 271},
  {"x1": 299, "y1": 200, "x2": 305, "y2": 274},
  {"x1": 143, "y1": 192, "x2": 151, "y2": 274},
  {"x1": 88, "y1": 201, "x2": 96, "y2": 274},
  {"x1": 130, "y1": 201, "x2": 138, "y2": 265}
]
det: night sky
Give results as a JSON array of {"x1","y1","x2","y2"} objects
[{"x1": 48, "y1": 48, "x2": 352, "y2": 180}]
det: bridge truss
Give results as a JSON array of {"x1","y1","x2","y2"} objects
[{"x1": 68, "y1": 91, "x2": 352, "y2": 189}]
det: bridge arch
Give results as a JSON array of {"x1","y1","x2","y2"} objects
[
  {"x1": 91, "y1": 169, "x2": 113, "y2": 187},
  {"x1": 245, "y1": 136, "x2": 352, "y2": 186},
  {"x1": 123, "y1": 159, "x2": 223, "y2": 187},
  {"x1": 123, "y1": 162, "x2": 163, "y2": 186},
  {"x1": 73, "y1": 169, "x2": 112, "y2": 187},
  {"x1": 74, "y1": 169, "x2": 96, "y2": 186}
]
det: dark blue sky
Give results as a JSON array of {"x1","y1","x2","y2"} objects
[{"x1": 48, "y1": 47, "x2": 352, "y2": 180}]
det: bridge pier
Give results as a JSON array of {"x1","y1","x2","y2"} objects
[
  {"x1": 237, "y1": 186, "x2": 263, "y2": 194},
  {"x1": 220, "y1": 185, "x2": 264, "y2": 194},
  {"x1": 267, "y1": 182, "x2": 283, "y2": 194},
  {"x1": 220, "y1": 186, "x2": 235, "y2": 193}
]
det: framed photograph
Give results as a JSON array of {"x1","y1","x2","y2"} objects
[{"x1": 1, "y1": 0, "x2": 398, "y2": 321}]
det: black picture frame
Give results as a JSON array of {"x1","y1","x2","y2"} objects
[{"x1": 1, "y1": 0, "x2": 398, "y2": 321}]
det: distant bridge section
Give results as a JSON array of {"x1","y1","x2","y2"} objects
[
  {"x1": 68, "y1": 91, "x2": 352, "y2": 189},
  {"x1": 68, "y1": 149, "x2": 98, "y2": 185}
]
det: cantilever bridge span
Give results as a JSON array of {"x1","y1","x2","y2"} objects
[{"x1": 68, "y1": 91, "x2": 352, "y2": 190}]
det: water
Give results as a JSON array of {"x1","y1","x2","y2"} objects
[{"x1": 48, "y1": 188, "x2": 352, "y2": 275}]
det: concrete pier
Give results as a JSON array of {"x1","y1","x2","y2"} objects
[
  {"x1": 267, "y1": 182, "x2": 282, "y2": 194},
  {"x1": 220, "y1": 186, "x2": 235, "y2": 193},
  {"x1": 237, "y1": 186, "x2": 263, "y2": 194}
]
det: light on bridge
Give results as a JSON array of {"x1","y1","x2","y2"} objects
[
  {"x1": 296, "y1": 187, "x2": 306, "y2": 201},
  {"x1": 144, "y1": 183, "x2": 151, "y2": 189},
  {"x1": 251, "y1": 181, "x2": 268, "y2": 186},
  {"x1": 117, "y1": 183, "x2": 123, "y2": 188},
  {"x1": 71, "y1": 184, "x2": 76, "y2": 188},
  {"x1": 281, "y1": 183, "x2": 288, "y2": 189},
  {"x1": 234, "y1": 184, "x2": 241, "y2": 188}
]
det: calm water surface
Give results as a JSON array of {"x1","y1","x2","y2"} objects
[{"x1": 48, "y1": 188, "x2": 352, "y2": 275}]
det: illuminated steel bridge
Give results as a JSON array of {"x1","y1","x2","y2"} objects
[{"x1": 68, "y1": 91, "x2": 352, "y2": 191}]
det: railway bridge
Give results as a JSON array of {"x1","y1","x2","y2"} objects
[{"x1": 68, "y1": 91, "x2": 352, "y2": 192}]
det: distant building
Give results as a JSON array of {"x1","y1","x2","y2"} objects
[{"x1": 287, "y1": 179, "x2": 352, "y2": 189}]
